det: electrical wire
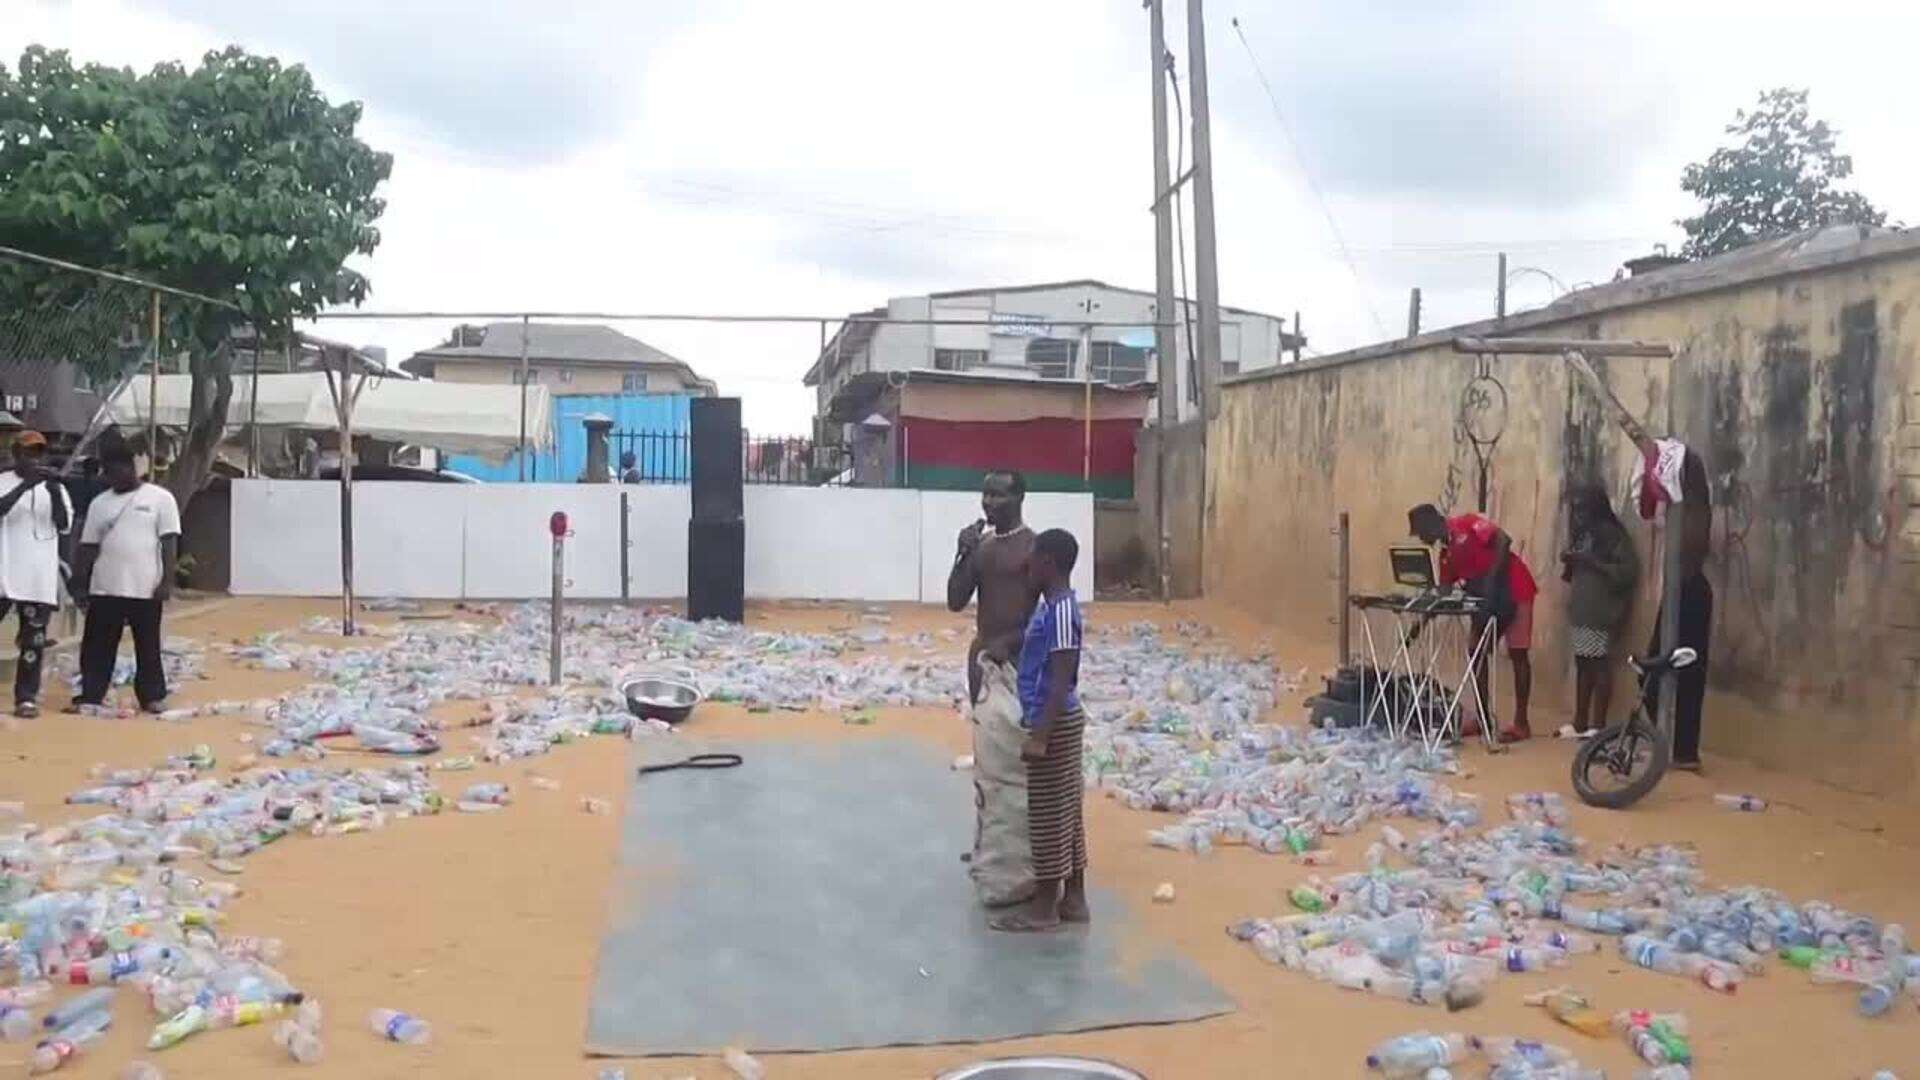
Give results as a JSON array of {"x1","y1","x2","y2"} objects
[{"x1": 1228, "y1": 15, "x2": 1387, "y2": 339}]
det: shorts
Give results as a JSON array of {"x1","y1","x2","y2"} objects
[
  {"x1": 1500, "y1": 601, "x2": 1533, "y2": 651},
  {"x1": 1569, "y1": 624, "x2": 1611, "y2": 659}
]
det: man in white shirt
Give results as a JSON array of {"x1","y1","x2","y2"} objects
[
  {"x1": 71, "y1": 443, "x2": 180, "y2": 713},
  {"x1": 0, "y1": 431, "x2": 72, "y2": 717}
]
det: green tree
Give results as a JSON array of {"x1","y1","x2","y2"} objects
[
  {"x1": 1678, "y1": 88, "x2": 1885, "y2": 260},
  {"x1": 0, "y1": 44, "x2": 390, "y2": 507}
]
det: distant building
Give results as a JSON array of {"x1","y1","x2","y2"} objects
[
  {"x1": 402, "y1": 322, "x2": 716, "y2": 396},
  {"x1": 804, "y1": 279, "x2": 1302, "y2": 428}
]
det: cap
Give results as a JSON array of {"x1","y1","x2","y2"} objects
[{"x1": 13, "y1": 430, "x2": 47, "y2": 449}]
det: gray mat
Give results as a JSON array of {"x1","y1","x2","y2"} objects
[{"x1": 585, "y1": 736, "x2": 1231, "y2": 1056}]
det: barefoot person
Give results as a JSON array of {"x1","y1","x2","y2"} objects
[
  {"x1": 0, "y1": 431, "x2": 72, "y2": 718},
  {"x1": 946, "y1": 470, "x2": 1040, "y2": 907},
  {"x1": 1561, "y1": 484, "x2": 1639, "y2": 737},
  {"x1": 1409, "y1": 503, "x2": 1537, "y2": 742},
  {"x1": 992, "y1": 527, "x2": 1087, "y2": 932}
]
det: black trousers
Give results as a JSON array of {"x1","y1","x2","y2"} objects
[
  {"x1": 0, "y1": 600, "x2": 51, "y2": 704},
  {"x1": 1647, "y1": 572, "x2": 1713, "y2": 764},
  {"x1": 79, "y1": 596, "x2": 167, "y2": 707}
]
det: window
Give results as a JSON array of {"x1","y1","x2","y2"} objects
[
  {"x1": 933, "y1": 348, "x2": 987, "y2": 372},
  {"x1": 622, "y1": 372, "x2": 648, "y2": 393},
  {"x1": 1025, "y1": 338, "x2": 1077, "y2": 379},
  {"x1": 1089, "y1": 342, "x2": 1151, "y2": 385}
]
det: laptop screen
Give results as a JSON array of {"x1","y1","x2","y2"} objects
[{"x1": 1390, "y1": 545, "x2": 1437, "y2": 588}]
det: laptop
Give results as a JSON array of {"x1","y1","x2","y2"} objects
[{"x1": 1389, "y1": 545, "x2": 1438, "y2": 589}]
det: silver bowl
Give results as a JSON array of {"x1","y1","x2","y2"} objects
[
  {"x1": 936, "y1": 1058, "x2": 1144, "y2": 1080},
  {"x1": 621, "y1": 677, "x2": 703, "y2": 725}
]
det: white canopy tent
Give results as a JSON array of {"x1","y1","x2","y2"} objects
[{"x1": 107, "y1": 372, "x2": 553, "y2": 462}]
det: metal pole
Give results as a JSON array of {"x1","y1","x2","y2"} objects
[
  {"x1": 147, "y1": 291, "x2": 159, "y2": 476},
  {"x1": 619, "y1": 489, "x2": 631, "y2": 603},
  {"x1": 1658, "y1": 501, "x2": 1682, "y2": 749},
  {"x1": 1186, "y1": 0, "x2": 1221, "y2": 596},
  {"x1": 1495, "y1": 253, "x2": 1508, "y2": 319},
  {"x1": 247, "y1": 322, "x2": 262, "y2": 476},
  {"x1": 1080, "y1": 319, "x2": 1094, "y2": 488},
  {"x1": 1336, "y1": 511, "x2": 1351, "y2": 668},
  {"x1": 1186, "y1": 0, "x2": 1222, "y2": 423},
  {"x1": 1291, "y1": 310, "x2": 1302, "y2": 364},
  {"x1": 517, "y1": 314, "x2": 530, "y2": 481},
  {"x1": 1148, "y1": 0, "x2": 1177, "y2": 602},
  {"x1": 1407, "y1": 287, "x2": 1422, "y2": 337},
  {"x1": 550, "y1": 528, "x2": 564, "y2": 684}
]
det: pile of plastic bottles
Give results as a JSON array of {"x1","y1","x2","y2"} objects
[
  {"x1": 1364, "y1": 1030, "x2": 1636, "y2": 1079},
  {"x1": 1229, "y1": 785, "x2": 1920, "y2": 1024}
]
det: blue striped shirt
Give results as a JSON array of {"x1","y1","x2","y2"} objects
[{"x1": 1017, "y1": 588, "x2": 1082, "y2": 727}]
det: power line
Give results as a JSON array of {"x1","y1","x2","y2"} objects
[{"x1": 1227, "y1": 14, "x2": 1386, "y2": 339}]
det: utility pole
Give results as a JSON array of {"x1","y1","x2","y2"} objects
[
  {"x1": 1187, "y1": 0, "x2": 1222, "y2": 422},
  {"x1": 1496, "y1": 252, "x2": 1508, "y2": 319},
  {"x1": 1185, "y1": 0, "x2": 1221, "y2": 595},
  {"x1": 1147, "y1": 0, "x2": 1177, "y2": 601}
]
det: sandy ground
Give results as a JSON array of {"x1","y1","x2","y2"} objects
[{"x1": 0, "y1": 595, "x2": 1916, "y2": 1079}]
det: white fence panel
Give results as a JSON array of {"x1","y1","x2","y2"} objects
[
  {"x1": 352, "y1": 483, "x2": 467, "y2": 599},
  {"x1": 462, "y1": 484, "x2": 623, "y2": 599},
  {"x1": 230, "y1": 480, "x2": 341, "y2": 596},
  {"x1": 743, "y1": 486, "x2": 922, "y2": 601},
  {"x1": 622, "y1": 485, "x2": 691, "y2": 599},
  {"x1": 916, "y1": 491, "x2": 1094, "y2": 604}
]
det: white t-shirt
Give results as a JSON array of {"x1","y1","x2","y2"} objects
[
  {"x1": 81, "y1": 483, "x2": 181, "y2": 600},
  {"x1": 0, "y1": 471, "x2": 71, "y2": 606}
]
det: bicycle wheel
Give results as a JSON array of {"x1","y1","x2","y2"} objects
[{"x1": 1571, "y1": 712, "x2": 1670, "y2": 809}]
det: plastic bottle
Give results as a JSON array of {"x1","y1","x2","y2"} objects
[
  {"x1": 1289, "y1": 884, "x2": 1327, "y2": 913},
  {"x1": 1365, "y1": 1031, "x2": 1471, "y2": 1075},
  {"x1": 724, "y1": 1046, "x2": 766, "y2": 1080},
  {"x1": 40, "y1": 988, "x2": 114, "y2": 1031},
  {"x1": 30, "y1": 1008, "x2": 110, "y2": 1074},
  {"x1": 1620, "y1": 934, "x2": 1740, "y2": 992},
  {"x1": 1524, "y1": 987, "x2": 1609, "y2": 1037},
  {"x1": 1857, "y1": 976, "x2": 1905, "y2": 1018},
  {"x1": 272, "y1": 1019, "x2": 324, "y2": 1064},
  {"x1": 118, "y1": 1063, "x2": 164, "y2": 1080},
  {"x1": 1881, "y1": 923, "x2": 1907, "y2": 957},
  {"x1": 0, "y1": 1002, "x2": 34, "y2": 1040},
  {"x1": 1499, "y1": 945, "x2": 1568, "y2": 973},
  {"x1": 368, "y1": 1008, "x2": 430, "y2": 1044},
  {"x1": 146, "y1": 1005, "x2": 208, "y2": 1050},
  {"x1": 1636, "y1": 1068, "x2": 1691, "y2": 1080},
  {"x1": 1473, "y1": 1036, "x2": 1577, "y2": 1069},
  {"x1": 459, "y1": 783, "x2": 511, "y2": 805},
  {"x1": 1712, "y1": 793, "x2": 1766, "y2": 811}
]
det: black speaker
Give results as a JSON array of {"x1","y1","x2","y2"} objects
[
  {"x1": 690, "y1": 397, "x2": 744, "y2": 522},
  {"x1": 688, "y1": 517, "x2": 745, "y2": 623}
]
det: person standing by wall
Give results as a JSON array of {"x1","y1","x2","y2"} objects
[
  {"x1": 1561, "y1": 484, "x2": 1640, "y2": 737},
  {"x1": 68, "y1": 444, "x2": 180, "y2": 714},
  {"x1": 1408, "y1": 502, "x2": 1539, "y2": 742},
  {"x1": 0, "y1": 432, "x2": 72, "y2": 718},
  {"x1": 947, "y1": 470, "x2": 1041, "y2": 908}
]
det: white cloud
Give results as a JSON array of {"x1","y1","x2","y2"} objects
[{"x1": 8, "y1": 0, "x2": 1920, "y2": 429}]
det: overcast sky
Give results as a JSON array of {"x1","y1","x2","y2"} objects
[{"x1": 8, "y1": 0, "x2": 1919, "y2": 431}]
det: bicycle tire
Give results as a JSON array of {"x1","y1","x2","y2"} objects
[{"x1": 1571, "y1": 714, "x2": 1670, "y2": 809}]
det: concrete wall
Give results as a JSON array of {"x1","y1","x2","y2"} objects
[
  {"x1": 229, "y1": 480, "x2": 1094, "y2": 604},
  {"x1": 1093, "y1": 499, "x2": 1144, "y2": 591},
  {"x1": 1206, "y1": 242, "x2": 1920, "y2": 796},
  {"x1": 1134, "y1": 419, "x2": 1206, "y2": 598}
]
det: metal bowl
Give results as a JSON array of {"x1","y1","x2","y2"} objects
[
  {"x1": 936, "y1": 1058, "x2": 1144, "y2": 1080},
  {"x1": 621, "y1": 677, "x2": 703, "y2": 725}
]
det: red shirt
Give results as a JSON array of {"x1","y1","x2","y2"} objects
[{"x1": 1440, "y1": 513, "x2": 1537, "y2": 603}]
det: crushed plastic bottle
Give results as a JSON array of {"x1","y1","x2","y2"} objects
[
  {"x1": 1524, "y1": 987, "x2": 1609, "y2": 1037},
  {"x1": 1366, "y1": 1031, "x2": 1470, "y2": 1075},
  {"x1": 368, "y1": 1008, "x2": 430, "y2": 1044},
  {"x1": 723, "y1": 1046, "x2": 766, "y2": 1079},
  {"x1": 30, "y1": 1008, "x2": 110, "y2": 1074},
  {"x1": 1712, "y1": 793, "x2": 1767, "y2": 811}
]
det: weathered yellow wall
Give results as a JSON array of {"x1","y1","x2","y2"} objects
[{"x1": 1209, "y1": 251, "x2": 1920, "y2": 796}]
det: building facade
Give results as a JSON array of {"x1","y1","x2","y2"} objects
[
  {"x1": 805, "y1": 280, "x2": 1300, "y2": 428},
  {"x1": 404, "y1": 322, "x2": 715, "y2": 397}
]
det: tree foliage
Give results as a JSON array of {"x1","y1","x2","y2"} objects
[
  {"x1": 1678, "y1": 88, "x2": 1885, "y2": 260},
  {"x1": 0, "y1": 44, "x2": 390, "y2": 505}
]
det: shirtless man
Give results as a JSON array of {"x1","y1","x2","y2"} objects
[
  {"x1": 949, "y1": 471, "x2": 1039, "y2": 697},
  {"x1": 947, "y1": 470, "x2": 1041, "y2": 906}
]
